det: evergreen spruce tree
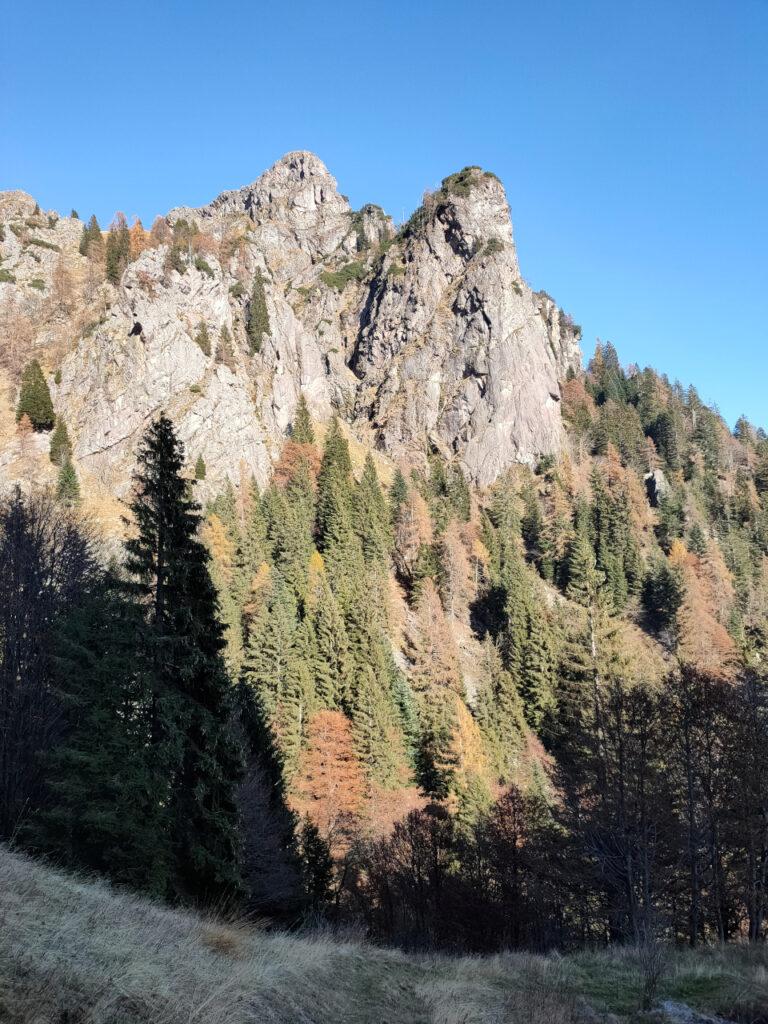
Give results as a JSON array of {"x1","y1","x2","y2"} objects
[
  {"x1": 389, "y1": 468, "x2": 409, "y2": 525},
  {"x1": 297, "y1": 818, "x2": 333, "y2": 912},
  {"x1": 446, "y1": 465, "x2": 471, "y2": 522},
  {"x1": 241, "y1": 579, "x2": 298, "y2": 723},
  {"x1": 232, "y1": 479, "x2": 269, "y2": 612},
  {"x1": 125, "y1": 414, "x2": 243, "y2": 906},
  {"x1": 352, "y1": 664, "x2": 399, "y2": 787},
  {"x1": 265, "y1": 464, "x2": 315, "y2": 605},
  {"x1": 688, "y1": 522, "x2": 708, "y2": 557},
  {"x1": 57, "y1": 459, "x2": 80, "y2": 505},
  {"x1": 105, "y1": 213, "x2": 131, "y2": 284},
  {"x1": 642, "y1": 557, "x2": 684, "y2": 631},
  {"x1": 475, "y1": 636, "x2": 526, "y2": 783},
  {"x1": 316, "y1": 417, "x2": 354, "y2": 550},
  {"x1": 391, "y1": 667, "x2": 420, "y2": 768},
  {"x1": 277, "y1": 653, "x2": 314, "y2": 780},
  {"x1": 16, "y1": 360, "x2": 54, "y2": 431},
  {"x1": 520, "y1": 605, "x2": 557, "y2": 731},
  {"x1": 355, "y1": 454, "x2": 391, "y2": 564},
  {"x1": 193, "y1": 322, "x2": 212, "y2": 357},
  {"x1": 247, "y1": 269, "x2": 270, "y2": 354},
  {"x1": 311, "y1": 574, "x2": 351, "y2": 708},
  {"x1": 27, "y1": 574, "x2": 169, "y2": 894},
  {"x1": 291, "y1": 394, "x2": 315, "y2": 444},
  {"x1": 499, "y1": 543, "x2": 531, "y2": 683},
  {"x1": 521, "y1": 484, "x2": 546, "y2": 569},
  {"x1": 194, "y1": 454, "x2": 207, "y2": 480},
  {"x1": 416, "y1": 693, "x2": 460, "y2": 800},
  {"x1": 565, "y1": 529, "x2": 600, "y2": 606},
  {"x1": 208, "y1": 479, "x2": 241, "y2": 543},
  {"x1": 79, "y1": 214, "x2": 101, "y2": 258},
  {"x1": 49, "y1": 417, "x2": 72, "y2": 466}
]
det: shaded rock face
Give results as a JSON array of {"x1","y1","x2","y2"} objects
[
  {"x1": 350, "y1": 169, "x2": 580, "y2": 484},
  {"x1": 0, "y1": 152, "x2": 581, "y2": 498},
  {"x1": 644, "y1": 468, "x2": 671, "y2": 507}
]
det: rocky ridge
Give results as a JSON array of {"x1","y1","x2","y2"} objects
[{"x1": 0, "y1": 152, "x2": 581, "y2": 500}]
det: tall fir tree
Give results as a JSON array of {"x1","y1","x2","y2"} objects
[
  {"x1": 355, "y1": 454, "x2": 391, "y2": 565},
  {"x1": 79, "y1": 214, "x2": 102, "y2": 258},
  {"x1": 351, "y1": 664, "x2": 400, "y2": 787},
  {"x1": 105, "y1": 213, "x2": 131, "y2": 284},
  {"x1": 27, "y1": 574, "x2": 169, "y2": 894},
  {"x1": 316, "y1": 417, "x2": 354, "y2": 551},
  {"x1": 247, "y1": 269, "x2": 270, "y2": 353},
  {"x1": 125, "y1": 414, "x2": 243, "y2": 906},
  {"x1": 49, "y1": 417, "x2": 72, "y2": 466},
  {"x1": 389, "y1": 468, "x2": 409, "y2": 525},
  {"x1": 16, "y1": 360, "x2": 54, "y2": 431},
  {"x1": 475, "y1": 636, "x2": 527, "y2": 783},
  {"x1": 57, "y1": 459, "x2": 80, "y2": 505},
  {"x1": 519, "y1": 605, "x2": 557, "y2": 731},
  {"x1": 291, "y1": 394, "x2": 315, "y2": 444},
  {"x1": 311, "y1": 570, "x2": 352, "y2": 708}
]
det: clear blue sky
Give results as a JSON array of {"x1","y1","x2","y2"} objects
[{"x1": 3, "y1": 0, "x2": 766, "y2": 429}]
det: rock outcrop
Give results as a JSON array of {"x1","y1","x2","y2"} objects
[{"x1": 0, "y1": 152, "x2": 581, "y2": 499}]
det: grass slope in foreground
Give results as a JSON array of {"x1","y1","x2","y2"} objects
[{"x1": 1, "y1": 844, "x2": 767, "y2": 1024}]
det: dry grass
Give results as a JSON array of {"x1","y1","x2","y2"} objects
[
  {"x1": 0, "y1": 844, "x2": 762, "y2": 1023},
  {"x1": 0, "y1": 845, "x2": 544, "y2": 1024}
]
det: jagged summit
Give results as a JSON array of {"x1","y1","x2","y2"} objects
[{"x1": 0, "y1": 152, "x2": 581, "y2": 501}]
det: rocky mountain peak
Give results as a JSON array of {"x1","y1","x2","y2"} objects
[{"x1": 0, "y1": 152, "x2": 582, "y2": 507}]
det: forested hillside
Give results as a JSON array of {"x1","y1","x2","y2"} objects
[{"x1": 2, "y1": 334, "x2": 767, "y2": 953}]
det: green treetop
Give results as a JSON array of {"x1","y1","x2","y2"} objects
[{"x1": 16, "y1": 360, "x2": 54, "y2": 431}]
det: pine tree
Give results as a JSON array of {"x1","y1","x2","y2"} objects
[
  {"x1": 230, "y1": 477, "x2": 268, "y2": 606},
  {"x1": 242, "y1": 572, "x2": 292, "y2": 696},
  {"x1": 207, "y1": 479, "x2": 240, "y2": 542},
  {"x1": 499, "y1": 543, "x2": 531, "y2": 683},
  {"x1": 194, "y1": 454, "x2": 207, "y2": 480},
  {"x1": 520, "y1": 605, "x2": 557, "y2": 730},
  {"x1": 297, "y1": 818, "x2": 333, "y2": 911},
  {"x1": 389, "y1": 468, "x2": 409, "y2": 524},
  {"x1": 232, "y1": 479, "x2": 269, "y2": 612},
  {"x1": 57, "y1": 459, "x2": 80, "y2": 505},
  {"x1": 521, "y1": 483, "x2": 550, "y2": 576},
  {"x1": 79, "y1": 214, "x2": 102, "y2": 258},
  {"x1": 409, "y1": 580, "x2": 464, "y2": 798},
  {"x1": 688, "y1": 522, "x2": 708, "y2": 557},
  {"x1": 316, "y1": 417, "x2": 354, "y2": 549},
  {"x1": 27, "y1": 574, "x2": 169, "y2": 894},
  {"x1": 475, "y1": 636, "x2": 526, "y2": 783},
  {"x1": 247, "y1": 269, "x2": 270, "y2": 354},
  {"x1": 277, "y1": 653, "x2": 314, "y2": 780},
  {"x1": 311, "y1": 572, "x2": 351, "y2": 707},
  {"x1": 265, "y1": 465, "x2": 315, "y2": 604},
  {"x1": 446, "y1": 465, "x2": 472, "y2": 522},
  {"x1": 355, "y1": 454, "x2": 391, "y2": 565},
  {"x1": 193, "y1": 322, "x2": 212, "y2": 357},
  {"x1": 125, "y1": 414, "x2": 243, "y2": 906},
  {"x1": 642, "y1": 557, "x2": 684, "y2": 632},
  {"x1": 565, "y1": 528, "x2": 601, "y2": 607},
  {"x1": 291, "y1": 394, "x2": 315, "y2": 444},
  {"x1": 49, "y1": 417, "x2": 72, "y2": 466},
  {"x1": 16, "y1": 360, "x2": 54, "y2": 431},
  {"x1": 105, "y1": 213, "x2": 130, "y2": 283},
  {"x1": 352, "y1": 664, "x2": 399, "y2": 786}
]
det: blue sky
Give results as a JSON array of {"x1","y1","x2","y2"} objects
[{"x1": 3, "y1": 0, "x2": 766, "y2": 429}]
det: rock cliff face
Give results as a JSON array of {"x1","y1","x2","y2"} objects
[{"x1": 0, "y1": 152, "x2": 581, "y2": 498}]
